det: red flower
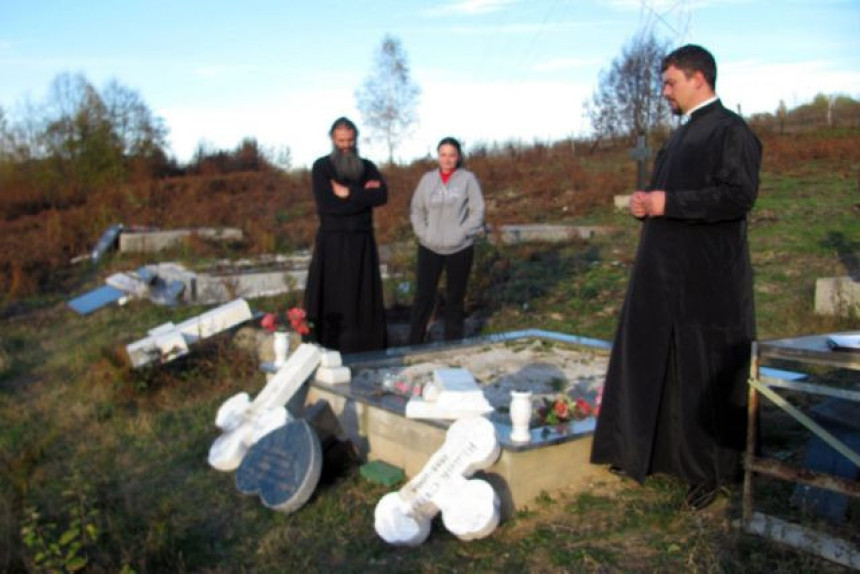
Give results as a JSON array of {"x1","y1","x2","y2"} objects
[
  {"x1": 554, "y1": 399, "x2": 570, "y2": 419},
  {"x1": 576, "y1": 398, "x2": 593, "y2": 416},
  {"x1": 260, "y1": 312, "x2": 278, "y2": 332}
]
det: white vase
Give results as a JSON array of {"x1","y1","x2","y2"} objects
[
  {"x1": 273, "y1": 331, "x2": 290, "y2": 367},
  {"x1": 509, "y1": 390, "x2": 533, "y2": 443}
]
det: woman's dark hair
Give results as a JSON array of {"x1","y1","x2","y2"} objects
[
  {"x1": 437, "y1": 136, "x2": 464, "y2": 167},
  {"x1": 329, "y1": 116, "x2": 359, "y2": 137}
]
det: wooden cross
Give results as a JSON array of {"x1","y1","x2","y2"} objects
[{"x1": 628, "y1": 134, "x2": 651, "y2": 189}]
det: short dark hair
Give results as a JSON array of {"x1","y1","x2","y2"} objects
[
  {"x1": 329, "y1": 116, "x2": 359, "y2": 137},
  {"x1": 437, "y1": 136, "x2": 464, "y2": 167},
  {"x1": 662, "y1": 44, "x2": 717, "y2": 90}
]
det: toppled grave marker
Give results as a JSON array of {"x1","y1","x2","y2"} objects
[
  {"x1": 208, "y1": 343, "x2": 323, "y2": 471},
  {"x1": 236, "y1": 419, "x2": 323, "y2": 513},
  {"x1": 118, "y1": 226, "x2": 243, "y2": 253},
  {"x1": 374, "y1": 416, "x2": 501, "y2": 546},
  {"x1": 125, "y1": 298, "x2": 253, "y2": 368},
  {"x1": 68, "y1": 285, "x2": 127, "y2": 315}
]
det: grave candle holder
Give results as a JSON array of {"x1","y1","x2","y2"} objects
[
  {"x1": 509, "y1": 390, "x2": 533, "y2": 443},
  {"x1": 273, "y1": 331, "x2": 289, "y2": 367}
]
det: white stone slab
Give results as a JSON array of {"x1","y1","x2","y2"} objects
[
  {"x1": 404, "y1": 396, "x2": 494, "y2": 420},
  {"x1": 175, "y1": 298, "x2": 252, "y2": 343},
  {"x1": 105, "y1": 272, "x2": 150, "y2": 298},
  {"x1": 125, "y1": 299, "x2": 252, "y2": 368},
  {"x1": 815, "y1": 276, "x2": 860, "y2": 318},
  {"x1": 374, "y1": 416, "x2": 501, "y2": 546},
  {"x1": 319, "y1": 349, "x2": 343, "y2": 368},
  {"x1": 125, "y1": 329, "x2": 190, "y2": 368},
  {"x1": 315, "y1": 366, "x2": 351, "y2": 385}
]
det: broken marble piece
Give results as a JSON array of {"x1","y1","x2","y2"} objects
[
  {"x1": 405, "y1": 368, "x2": 493, "y2": 420},
  {"x1": 235, "y1": 420, "x2": 323, "y2": 514},
  {"x1": 374, "y1": 416, "x2": 501, "y2": 546},
  {"x1": 90, "y1": 223, "x2": 124, "y2": 263},
  {"x1": 208, "y1": 343, "x2": 322, "y2": 471},
  {"x1": 125, "y1": 298, "x2": 253, "y2": 368},
  {"x1": 314, "y1": 365, "x2": 351, "y2": 386},
  {"x1": 319, "y1": 349, "x2": 343, "y2": 368}
]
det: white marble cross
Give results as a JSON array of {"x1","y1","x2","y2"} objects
[
  {"x1": 374, "y1": 416, "x2": 501, "y2": 546},
  {"x1": 207, "y1": 343, "x2": 322, "y2": 471},
  {"x1": 125, "y1": 298, "x2": 253, "y2": 368}
]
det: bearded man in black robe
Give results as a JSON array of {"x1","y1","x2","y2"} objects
[
  {"x1": 303, "y1": 117, "x2": 388, "y2": 353},
  {"x1": 590, "y1": 45, "x2": 762, "y2": 510}
]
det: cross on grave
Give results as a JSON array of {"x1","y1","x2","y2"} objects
[
  {"x1": 374, "y1": 416, "x2": 501, "y2": 546},
  {"x1": 208, "y1": 343, "x2": 324, "y2": 471},
  {"x1": 628, "y1": 134, "x2": 651, "y2": 189}
]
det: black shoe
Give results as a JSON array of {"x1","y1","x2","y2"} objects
[{"x1": 684, "y1": 482, "x2": 719, "y2": 511}]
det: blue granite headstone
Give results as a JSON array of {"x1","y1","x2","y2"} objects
[
  {"x1": 236, "y1": 420, "x2": 322, "y2": 513},
  {"x1": 68, "y1": 285, "x2": 126, "y2": 315}
]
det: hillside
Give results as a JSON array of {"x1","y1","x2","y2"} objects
[{"x1": 0, "y1": 128, "x2": 858, "y2": 572}]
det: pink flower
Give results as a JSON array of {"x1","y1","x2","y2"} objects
[
  {"x1": 554, "y1": 399, "x2": 570, "y2": 420},
  {"x1": 260, "y1": 313, "x2": 277, "y2": 332}
]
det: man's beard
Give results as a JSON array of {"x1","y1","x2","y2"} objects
[{"x1": 330, "y1": 147, "x2": 365, "y2": 184}]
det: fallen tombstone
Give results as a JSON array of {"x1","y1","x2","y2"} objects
[
  {"x1": 125, "y1": 298, "x2": 253, "y2": 368},
  {"x1": 236, "y1": 419, "x2": 323, "y2": 513},
  {"x1": 374, "y1": 416, "x2": 501, "y2": 546},
  {"x1": 405, "y1": 367, "x2": 494, "y2": 419},
  {"x1": 90, "y1": 223, "x2": 124, "y2": 263},
  {"x1": 208, "y1": 343, "x2": 323, "y2": 471},
  {"x1": 118, "y1": 226, "x2": 243, "y2": 253},
  {"x1": 67, "y1": 284, "x2": 128, "y2": 315}
]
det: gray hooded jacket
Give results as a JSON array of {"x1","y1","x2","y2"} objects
[{"x1": 410, "y1": 168, "x2": 485, "y2": 255}]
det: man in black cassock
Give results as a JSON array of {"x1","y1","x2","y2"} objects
[
  {"x1": 303, "y1": 117, "x2": 388, "y2": 353},
  {"x1": 590, "y1": 45, "x2": 762, "y2": 510}
]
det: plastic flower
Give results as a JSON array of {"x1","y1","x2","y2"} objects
[
  {"x1": 260, "y1": 312, "x2": 280, "y2": 332},
  {"x1": 260, "y1": 307, "x2": 312, "y2": 336},
  {"x1": 287, "y1": 307, "x2": 311, "y2": 336},
  {"x1": 536, "y1": 395, "x2": 595, "y2": 426}
]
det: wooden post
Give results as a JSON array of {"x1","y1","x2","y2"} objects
[{"x1": 743, "y1": 341, "x2": 760, "y2": 525}]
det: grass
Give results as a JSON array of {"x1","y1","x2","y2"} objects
[{"x1": 1, "y1": 132, "x2": 859, "y2": 572}]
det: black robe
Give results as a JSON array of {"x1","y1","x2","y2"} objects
[
  {"x1": 590, "y1": 100, "x2": 762, "y2": 486},
  {"x1": 303, "y1": 155, "x2": 388, "y2": 353}
]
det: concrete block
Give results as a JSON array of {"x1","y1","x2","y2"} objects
[
  {"x1": 815, "y1": 276, "x2": 860, "y2": 318},
  {"x1": 119, "y1": 227, "x2": 243, "y2": 253},
  {"x1": 614, "y1": 194, "x2": 631, "y2": 211}
]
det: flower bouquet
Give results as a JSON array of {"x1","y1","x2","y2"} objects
[
  {"x1": 260, "y1": 307, "x2": 312, "y2": 337},
  {"x1": 536, "y1": 394, "x2": 596, "y2": 426}
]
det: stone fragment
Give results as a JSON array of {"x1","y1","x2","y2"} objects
[
  {"x1": 315, "y1": 366, "x2": 351, "y2": 385},
  {"x1": 406, "y1": 368, "x2": 493, "y2": 419}
]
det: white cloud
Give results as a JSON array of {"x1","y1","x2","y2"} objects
[
  {"x1": 425, "y1": 0, "x2": 519, "y2": 17},
  {"x1": 719, "y1": 58, "x2": 860, "y2": 115}
]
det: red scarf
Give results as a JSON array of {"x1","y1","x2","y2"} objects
[{"x1": 440, "y1": 169, "x2": 455, "y2": 185}]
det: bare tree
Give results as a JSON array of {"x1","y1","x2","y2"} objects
[
  {"x1": 586, "y1": 31, "x2": 671, "y2": 145},
  {"x1": 355, "y1": 35, "x2": 421, "y2": 164}
]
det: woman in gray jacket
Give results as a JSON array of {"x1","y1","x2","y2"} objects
[{"x1": 408, "y1": 137, "x2": 485, "y2": 344}]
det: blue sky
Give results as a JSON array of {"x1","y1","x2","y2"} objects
[{"x1": 2, "y1": 0, "x2": 858, "y2": 168}]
